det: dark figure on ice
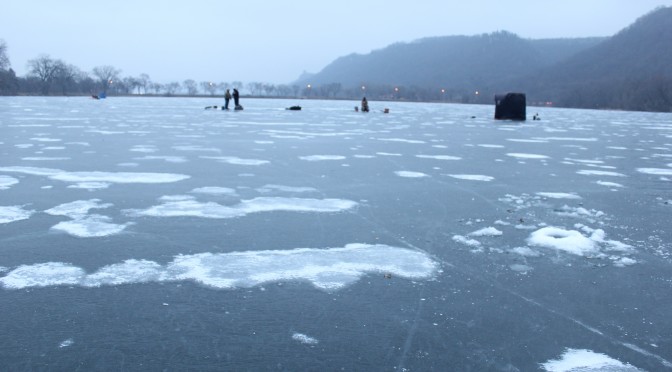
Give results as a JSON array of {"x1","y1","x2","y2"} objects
[
  {"x1": 361, "y1": 97, "x2": 369, "y2": 112},
  {"x1": 224, "y1": 89, "x2": 232, "y2": 110},
  {"x1": 233, "y1": 89, "x2": 240, "y2": 107}
]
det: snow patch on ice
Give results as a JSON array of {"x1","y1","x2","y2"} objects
[
  {"x1": 507, "y1": 153, "x2": 550, "y2": 159},
  {"x1": 536, "y1": 192, "x2": 582, "y2": 200},
  {"x1": 292, "y1": 333, "x2": 319, "y2": 345},
  {"x1": 0, "y1": 244, "x2": 439, "y2": 291},
  {"x1": 0, "y1": 206, "x2": 35, "y2": 224},
  {"x1": 452, "y1": 235, "x2": 481, "y2": 247},
  {"x1": 256, "y1": 185, "x2": 317, "y2": 194},
  {"x1": 637, "y1": 168, "x2": 672, "y2": 176},
  {"x1": 191, "y1": 186, "x2": 238, "y2": 195},
  {"x1": 468, "y1": 227, "x2": 503, "y2": 237},
  {"x1": 0, "y1": 175, "x2": 19, "y2": 190},
  {"x1": 577, "y1": 170, "x2": 626, "y2": 177},
  {"x1": 299, "y1": 155, "x2": 347, "y2": 161},
  {"x1": 395, "y1": 171, "x2": 429, "y2": 178},
  {"x1": 415, "y1": 155, "x2": 461, "y2": 161},
  {"x1": 201, "y1": 156, "x2": 269, "y2": 166},
  {"x1": 126, "y1": 197, "x2": 357, "y2": 219},
  {"x1": 447, "y1": 174, "x2": 494, "y2": 182},
  {"x1": 541, "y1": 348, "x2": 642, "y2": 371},
  {"x1": 0, "y1": 166, "x2": 190, "y2": 184}
]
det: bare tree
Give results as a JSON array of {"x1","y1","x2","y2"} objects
[
  {"x1": 0, "y1": 39, "x2": 10, "y2": 70},
  {"x1": 91, "y1": 65, "x2": 121, "y2": 94},
  {"x1": 27, "y1": 54, "x2": 63, "y2": 95},
  {"x1": 200, "y1": 81, "x2": 217, "y2": 96},
  {"x1": 138, "y1": 73, "x2": 151, "y2": 94},
  {"x1": 183, "y1": 79, "x2": 198, "y2": 95},
  {"x1": 164, "y1": 82, "x2": 181, "y2": 95},
  {"x1": 53, "y1": 62, "x2": 81, "y2": 95},
  {"x1": 123, "y1": 76, "x2": 141, "y2": 94}
]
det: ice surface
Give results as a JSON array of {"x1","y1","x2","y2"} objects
[
  {"x1": 1, "y1": 97, "x2": 671, "y2": 370},
  {"x1": 0, "y1": 244, "x2": 438, "y2": 290}
]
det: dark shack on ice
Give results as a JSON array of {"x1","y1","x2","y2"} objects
[{"x1": 494, "y1": 93, "x2": 526, "y2": 121}]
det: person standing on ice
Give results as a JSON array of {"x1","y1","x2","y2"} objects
[
  {"x1": 224, "y1": 89, "x2": 232, "y2": 110},
  {"x1": 233, "y1": 88, "x2": 240, "y2": 108},
  {"x1": 361, "y1": 97, "x2": 369, "y2": 112}
]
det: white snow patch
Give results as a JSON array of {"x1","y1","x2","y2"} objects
[
  {"x1": 541, "y1": 348, "x2": 642, "y2": 372},
  {"x1": 45, "y1": 199, "x2": 112, "y2": 219},
  {"x1": 452, "y1": 235, "x2": 481, "y2": 247},
  {"x1": 201, "y1": 156, "x2": 269, "y2": 166},
  {"x1": 637, "y1": 168, "x2": 672, "y2": 176},
  {"x1": 191, "y1": 187, "x2": 238, "y2": 195},
  {"x1": 126, "y1": 197, "x2": 357, "y2": 219},
  {"x1": 0, "y1": 243, "x2": 439, "y2": 291},
  {"x1": 536, "y1": 192, "x2": 582, "y2": 200},
  {"x1": 0, "y1": 206, "x2": 35, "y2": 224},
  {"x1": 0, "y1": 166, "x2": 190, "y2": 184},
  {"x1": 527, "y1": 227, "x2": 599, "y2": 256},
  {"x1": 395, "y1": 171, "x2": 429, "y2": 178},
  {"x1": 51, "y1": 215, "x2": 131, "y2": 238},
  {"x1": 0, "y1": 175, "x2": 19, "y2": 190},
  {"x1": 468, "y1": 227, "x2": 503, "y2": 237},
  {"x1": 256, "y1": 185, "x2": 317, "y2": 194},
  {"x1": 577, "y1": 170, "x2": 626, "y2": 177},
  {"x1": 415, "y1": 155, "x2": 461, "y2": 160},
  {"x1": 292, "y1": 333, "x2": 319, "y2": 345},
  {"x1": 507, "y1": 153, "x2": 550, "y2": 159},
  {"x1": 596, "y1": 181, "x2": 624, "y2": 188},
  {"x1": 447, "y1": 174, "x2": 494, "y2": 182},
  {"x1": 298, "y1": 155, "x2": 347, "y2": 161},
  {"x1": 509, "y1": 247, "x2": 541, "y2": 257}
]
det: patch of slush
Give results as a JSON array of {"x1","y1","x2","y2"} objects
[
  {"x1": 395, "y1": 171, "x2": 429, "y2": 178},
  {"x1": 292, "y1": 333, "x2": 319, "y2": 345},
  {"x1": 126, "y1": 197, "x2": 357, "y2": 219},
  {"x1": 0, "y1": 244, "x2": 439, "y2": 291},
  {"x1": 541, "y1": 348, "x2": 642, "y2": 371},
  {"x1": 0, "y1": 175, "x2": 19, "y2": 190},
  {"x1": 536, "y1": 192, "x2": 582, "y2": 200},
  {"x1": 447, "y1": 174, "x2": 494, "y2": 182},
  {"x1": 201, "y1": 156, "x2": 269, "y2": 166},
  {"x1": 507, "y1": 153, "x2": 550, "y2": 160},
  {"x1": 298, "y1": 155, "x2": 347, "y2": 161},
  {"x1": 0, "y1": 166, "x2": 190, "y2": 184},
  {"x1": 0, "y1": 206, "x2": 35, "y2": 224},
  {"x1": 468, "y1": 227, "x2": 503, "y2": 237}
]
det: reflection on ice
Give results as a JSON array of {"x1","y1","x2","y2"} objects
[{"x1": 0, "y1": 244, "x2": 439, "y2": 291}]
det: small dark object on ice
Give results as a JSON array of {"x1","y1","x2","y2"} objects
[{"x1": 286, "y1": 106, "x2": 302, "y2": 111}]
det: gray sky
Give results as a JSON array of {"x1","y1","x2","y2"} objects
[{"x1": 2, "y1": 0, "x2": 671, "y2": 84}]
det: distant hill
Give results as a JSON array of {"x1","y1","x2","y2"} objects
[
  {"x1": 296, "y1": 6, "x2": 672, "y2": 112},
  {"x1": 297, "y1": 32, "x2": 604, "y2": 91}
]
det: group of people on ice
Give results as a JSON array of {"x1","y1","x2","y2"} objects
[{"x1": 223, "y1": 88, "x2": 242, "y2": 110}]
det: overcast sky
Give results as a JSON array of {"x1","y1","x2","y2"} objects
[{"x1": 2, "y1": 1, "x2": 670, "y2": 85}]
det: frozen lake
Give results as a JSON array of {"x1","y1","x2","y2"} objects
[{"x1": 1, "y1": 96, "x2": 671, "y2": 370}]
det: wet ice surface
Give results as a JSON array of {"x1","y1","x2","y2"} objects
[{"x1": 1, "y1": 97, "x2": 671, "y2": 370}]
